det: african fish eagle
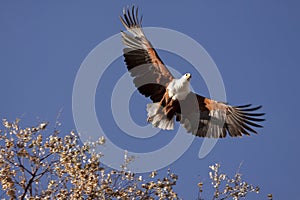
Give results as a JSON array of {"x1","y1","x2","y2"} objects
[{"x1": 120, "y1": 7, "x2": 264, "y2": 138}]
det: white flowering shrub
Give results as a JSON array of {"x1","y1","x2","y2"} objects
[
  {"x1": 0, "y1": 119, "x2": 272, "y2": 200},
  {"x1": 197, "y1": 163, "x2": 269, "y2": 200}
]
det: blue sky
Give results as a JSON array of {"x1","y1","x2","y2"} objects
[{"x1": 1, "y1": 1, "x2": 300, "y2": 199}]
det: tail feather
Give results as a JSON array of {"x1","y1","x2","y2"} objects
[{"x1": 146, "y1": 103, "x2": 174, "y2": 130}]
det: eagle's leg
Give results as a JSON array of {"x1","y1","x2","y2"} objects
[
  {"x1": 147, "y1": 92, "x2": 170, "y2": 122},
  {"x1": 146, "y1": 92, "x2": 175, "y2": 130},
  {"x1": 159, "y1": 91, "x2": 172, "y2": 107},
  {"x1": 163, "y1": 99, "x2": 179, "y2": 120}
]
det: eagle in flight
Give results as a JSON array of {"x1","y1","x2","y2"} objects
[{"x1": 120, "y1": 7, "x2": 264, "y2": 138}]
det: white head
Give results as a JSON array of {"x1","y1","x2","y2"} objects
[
  {"x1": 182, "y1": 73, "x2": 192, "y2": 82},
  {"x1": 168, "y1": 72, "x2": 192, "y2": 100}
]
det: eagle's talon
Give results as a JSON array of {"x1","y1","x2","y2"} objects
[{"x1": 147, "y1": 116, "x2": 153, "y2": 122}]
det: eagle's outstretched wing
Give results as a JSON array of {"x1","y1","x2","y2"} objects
[
  {"x1": 177, "y1": 93, "x2": 265, "y2": 138},
  {"x1": 120, "y1": 7, "x2": 264, "y2": 138},
  {"x1": 120, "y1": 6, "x2": 174, "y2": 102}
]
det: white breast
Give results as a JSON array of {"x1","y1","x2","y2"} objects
[{"x1": 167, "y1": 78, "x2": 191, "y2": 101}]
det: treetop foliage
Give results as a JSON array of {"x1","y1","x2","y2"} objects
[{"x1": 0, "y1": 119, "x2": 272, "y2": 200}]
